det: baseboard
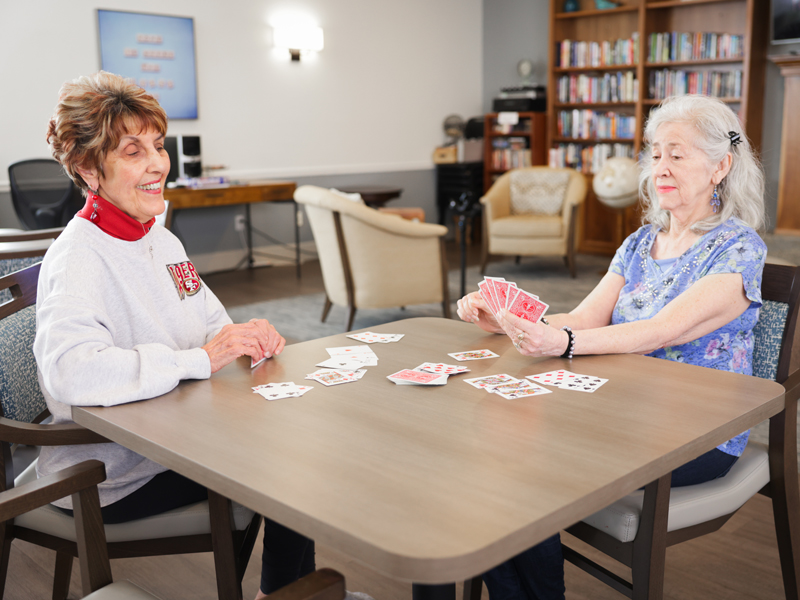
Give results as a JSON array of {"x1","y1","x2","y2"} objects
[{"x1": 190, "y1": 241, "x2": 318, "y2": 275}]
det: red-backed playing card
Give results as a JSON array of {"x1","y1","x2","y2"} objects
[{"x1": 508, "y1": 290, "x2": 549, "y2": 323}]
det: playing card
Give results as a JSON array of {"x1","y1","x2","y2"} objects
[
  {"x1": 387, "y1": 369, "x2": 448, "y2": 385},
  {"x1": 489, "y1": 278, "x2": 514, "y2": 312},
  {"x1": 308, "y1": 369, "x2": 359, "y2": 386},
  {"x1": 478, "y1": 280, "x2": 499, "y2": 314},
  {"x1": 251, "y1": 355, "x2": 267, "y2": 368},
  {"x1": 508, "y1": 290, "x2": 549, "y2": 323},
  {"x1": 558, "y1": 374, "x2": 608, "y2": 393},
  {"x1": 252, "y1": 382, "x2": 303, "y2": 400},
  {"x1": 504, "y1": 283, "x2": 519, "y2": 310},
  {"x1": 375, "y1": 334, "x2": 404, "y2": 343},
  {"x1": 416, "y1": 362, "x2": 470, "y2": 375},
  {"x1": 316, "y1": 357, "x2": 371, "y2": 371},
  {"x1": 488, "y1": 380, "x2": 534, "y2": 394},
  {"x1": 483, "y1": 277, "x2": 505, "y2": 312},
  {"x1": 346, "y1": 331, "x2": 387, "y2": 343},
  {"x1": 448, "y1": 349, "x2": 500, "y2": 361},
  {"x1": 526, "y1": 370, "x2": 578, "y2": 387},
  {"x1": 326, "y1": 345, "x2": 376, "y2": 356},
  {"x1": 463, "y1": 374, "x2": 519, "y2": 390},
  {"x1": 495, "y1": 383, "x2": 552, "y2": 399}
]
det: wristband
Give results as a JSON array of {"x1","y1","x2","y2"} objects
[{"x1": 560, "y1": 326, "x2": 575, "y2": 359}]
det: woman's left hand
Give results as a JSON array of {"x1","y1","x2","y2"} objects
[{"x1": 497, "y1": 309, "x2": 569, "y2": 358}]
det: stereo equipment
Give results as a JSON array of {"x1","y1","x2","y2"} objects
[{"x1": 164, "y1": 135, "x2": 202, "y2": 181}]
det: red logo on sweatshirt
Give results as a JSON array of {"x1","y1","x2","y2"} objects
[{"x1": 166, "y1": 261, "x2": 202, "y2": 300}]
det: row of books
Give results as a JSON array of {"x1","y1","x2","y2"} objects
[
  {"x1": 556, "y1": 72, "x2": 639, "y2": 104},
  {"x1": 491, "y1": 149, "x2": 533, "y2": 171},
  {"x1": 549, "y1": 143, "x2": 635, "y2": 175},
  {"x1": 556, "y1": 110, "x2": 636, "y2": 140},
  {"x1": 647, "y1": 32, "x2": 744, "y2": 64},
  {"x1": 556, "y1": 34, "x2": 639, "y2": 68},
  {"x1": 491, "y1": 137, "x2": 528, "y2": 150},
  {"x1": 648, "y1": 69, "x2": 743, "y2": 100}
]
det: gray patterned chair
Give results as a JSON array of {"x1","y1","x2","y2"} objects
[
  {"x1": 480, "y1": 167, "x2": 587, "y2": 277},
  {"x1": 0, "y1": 226, "x2": 63, "y2": 303},
  {"x1": 556, "y1": 262, "x2": 800, "y2": 599},
  {"x1": 0, "y1": 263, "x2": 262, "y2": 600}
]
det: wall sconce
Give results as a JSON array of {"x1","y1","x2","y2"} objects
[{"x1": 273, "y1": 24, "x2": 324, "y2": 61}]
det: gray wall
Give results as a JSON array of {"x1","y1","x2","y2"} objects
[{"x1": 482, "y1": 0, "x2": 550, "y2": 112}]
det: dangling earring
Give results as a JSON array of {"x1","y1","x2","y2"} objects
[
  {"x1": 88, "y1": 186, "x2": 100, "y2": 220},
  {"x1": 710, "y1": 184, "x2": 720, "y2": 214}
]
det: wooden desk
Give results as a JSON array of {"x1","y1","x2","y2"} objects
[
  {"x1": 73, "y1": 318, "x2": 786, "y2": 599},
  {"x1": 164, "y1": 180, "x2": 298, "y2": 274}
]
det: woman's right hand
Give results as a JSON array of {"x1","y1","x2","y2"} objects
[
  {"x1": 202, "y1": 320, "x2": 285, "y2": 373},
  {"x1": 457, "y1": 291, "x2": 504, "y2": 334}
]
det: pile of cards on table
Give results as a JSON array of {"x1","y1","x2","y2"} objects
[
  {"x1": 527, "y1": 369, "x2": 608, "y2": 393},
  {"x1": 253, "y1": 382, "x2": 313, "y2": 400},
  {"x1": 306, "y1": 368, "x2": 367, "y2": 386},
  {"x1": 478, "y1": 276, "x2": 549, "y2": 323},
  {"x1": 346, "y1": 331, "x2": 404, "y2": 344},
  {"x1": 315, "y1": 345, "x2": 379, "y2": 370},
  {"x1": 463, "y1": 374, "x2": 551, "y2": 399},
  {"x1": 387, "y1": 362, "x2": 470, "y2": 386},
  {"x1": 447, "y1": 349, "x2": 499, "y2": 361}
]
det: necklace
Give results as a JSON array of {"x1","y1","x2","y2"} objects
[{"x1": 142, "y1": 223, "x2": 153, "y2": 258}]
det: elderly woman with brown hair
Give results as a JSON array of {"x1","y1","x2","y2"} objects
[
  {"x1": 457, "y1": 94, "x2": 767, "y2": 600},
  {"x1": 35, "y1": 71, "x2": 307, "y2": 600}
]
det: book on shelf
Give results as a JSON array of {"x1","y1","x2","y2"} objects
[
  {"x1": 557, "y1": 33, "x2": 639, "y2": 68},
  {"x1": 557, "y1": 72, "x2": 639, "y2": 104},
  {"x1": 549, "y1": 143, "x2": 635, "y2": 175},
  {"x1": 648, "y1": 32, "x2": 744, "y2": 63},
  {"x1": 557, "y1": 110, "x2": 636, "y2": 140},
  {"x1": 491, "y1": 149, "x2": 532, "y2": 171},
  {"x1": 648, "y1": 69, "x2": 742, "y2": 100}
]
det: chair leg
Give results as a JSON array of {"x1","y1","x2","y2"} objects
[
  {"x1": 321, "y1": 296, "x2": 332, "y2": 323},
  {"x1": 514, "y1": 255, "x2": 521, "y2": 265},
  {"x1": 52, "y1": 552, "x2": 73, "y2": 600},
  {"x1": 462, "y1": 577, "x2": 482, "y2": 600},
  {"x1": 770, "y1": 406, "x2": 800, "y2": 600},
  {"x1": 565, "y1": 253, "x2": 577, "y2": 279},
  {"x1": 345, "y1": 306, "x2": 356, "y2": 332},
  {"x1": 236, "y1": 514, "x2": 263, "y2": 584},
  {"x1": 630, "y1": 473, "x2": 671, "y2": 600},
  {"x1": 0, "y1": 531, "x2": 11, "y2": 600},
  {"x1": 208, "y1": 490, "x2": 244, "y2": 600},
  {"x1": 480, "y1": 249, "x2": 489, "y2": 275}
]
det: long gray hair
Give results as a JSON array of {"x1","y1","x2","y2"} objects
[{"x1": 638, "y1": 95, "x2": 765, "y2": 232}]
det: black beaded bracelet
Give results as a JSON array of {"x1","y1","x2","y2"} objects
[
  {"x1": 560, "y1": 326, "x2": 575, "y2": 359},
  {"x1": 540, "y1": 317, "x2": 549, "y2": 326}
]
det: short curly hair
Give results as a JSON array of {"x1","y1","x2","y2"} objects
[
  {"x1": 46, "y1": 71, "x2": 168, "y2": 194},
  {"x1": 638, "y1": 95, "x2": 765, "y2": 233}
]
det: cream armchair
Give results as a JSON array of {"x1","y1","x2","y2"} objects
[
  {"x1": 481, "y1": 166, "x2": 587, "y2": 277},
  {"x1": 294, "y1": 185, "x2": 450, "y2": 331}
]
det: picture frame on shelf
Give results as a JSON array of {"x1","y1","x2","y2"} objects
[{"x1": 772, "y1": 0, "x2": 800, "y2": 44}]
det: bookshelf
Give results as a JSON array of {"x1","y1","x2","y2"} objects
[
  {"x1": 547, "y1": 0, "x2": 768, "y2": 255},
  {"x1": 483, "y1": 112, "x2": 547, "y2": 193}
]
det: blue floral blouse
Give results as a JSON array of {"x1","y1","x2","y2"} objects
[{"x1": 608, "y1": 218, "x2": 767, "y2": 457}]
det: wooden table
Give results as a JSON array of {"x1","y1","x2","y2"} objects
[
  {"x1": 164, "y1": 180, "x2": 298, "y2": 275},
  {"x1": 72, "y1": 318, "x2": 786, "y2": 599},
  {"x1": 335, "y1": 186, "x2": 402, "y2": 208}
]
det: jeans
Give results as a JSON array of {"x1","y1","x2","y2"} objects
[{"x1": 481, "y1": 447, "x2": 739, "y2": 600}]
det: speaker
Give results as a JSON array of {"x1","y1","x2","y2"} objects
[
  {"x1": 177, "y1": 135, "x2": 202, "y2": 178},
  {"x1": 164, "y1": 136, "x2": 179, "y2": 183}
]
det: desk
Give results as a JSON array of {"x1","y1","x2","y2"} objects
[
  {"x1": 73, "y1": 318, "x2": 786, "y2": 599},
  {"x1": 336, "y1": 186, "x2": 402, "y2": 208},
  {"x1": 164, "y1": 181, "x2": 298, "y2": 275}
]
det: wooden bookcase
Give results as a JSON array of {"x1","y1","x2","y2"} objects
[
  {"x1": 483, "y1": 112, "x2": 547, "y2": 193},
  {"x1": 547, "y1": 0, "x2": 768, "y2": 255}
]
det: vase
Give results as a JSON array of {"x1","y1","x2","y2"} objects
[{"x1": 564, "y1": 0, "x2": 579, "y2": 12}]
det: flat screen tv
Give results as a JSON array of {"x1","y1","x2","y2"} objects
[
  {"x1": 773, "y1": 0, "x2": 800, "y2": 44},
  {"x1": 97, "y1": 9, "x2": 199, "y2": 119}
]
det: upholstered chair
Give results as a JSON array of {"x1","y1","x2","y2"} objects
[{"x1": 481, "y1": 167, "x2": 587, "y2": 277}]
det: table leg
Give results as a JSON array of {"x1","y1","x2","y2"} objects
[
  {"x1": 412, "y1": 583, "x2": 456, "y2": 600},
  {"x1": 294, "y1": 201, "x2": 301, "y2": 279},
  {"x1": 208, "y1": 490, "x2": 244, "y2": 600},
  {"x1": 245, "y1": 204, "x2": 254, "y2": 269}
]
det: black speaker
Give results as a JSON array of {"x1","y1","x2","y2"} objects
[
  {"x1": 164, "y1": 136, "x2": 179, "y2": 183},
  {"x1": 178, "y1": 135, "x2": 202, "y2": 178}
]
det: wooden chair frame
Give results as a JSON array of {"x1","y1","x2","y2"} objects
[
  {"x1": 0, "y1": 228, "x2": 63, "y2": 261},
  {"x1": 462, "y1": 263, "x2": 800, "y2": 600},
  {"x1": 320, "y1": 211, "x2": 451, "y2": 332},
  {"x1": 0, "y1": 264, "x2": 262, "y2": 600}
]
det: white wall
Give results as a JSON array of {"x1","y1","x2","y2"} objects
[{"x1": 0, "y1": 0, "x2": 482, "y2": 185}]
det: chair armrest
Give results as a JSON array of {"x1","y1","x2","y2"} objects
[
  {"x1": 0, "y1": 227, "x2": 64, "y2": 243},
  {"x1": 783, "y1": 368, "x2": 800, "y2": 407},
  {"x1": 347, "y1": 208, "x2": 447, "y2": 239},
  {"x1": 480, "y1": 174, "x2": 511, "y2": 221},
  {"x1": 0, "y1": 417, "x2": 110, "y2": 446},
  {"x1": 270, "y1": 568, "x2": 345, "y2": 600},
  {"x1": 0, "y1": 459, "x2": 105, "y2": 522}
]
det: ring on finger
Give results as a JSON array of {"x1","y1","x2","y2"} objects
[
  {"x1": 517, "y1": 332, "x2": 524, "y2": 342},
  {"x1": 513, "y1": 341, "x2": 521, "y2": 350}
]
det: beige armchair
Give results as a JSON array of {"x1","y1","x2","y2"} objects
[
  {"x1": 481, "y1": 166, "x2": 587, "y2": 277},
  {"x1": 294, "y1": 185, "x2": 450, "y2": 331}
]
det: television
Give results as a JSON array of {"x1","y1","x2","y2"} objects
[
  {"x1": 97, "y1": 9, "x2": 199, "y2": 119},
  {"x1": 773, "y1": 0, "x2": 800, "y2": 44}
]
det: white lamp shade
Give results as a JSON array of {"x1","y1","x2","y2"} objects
[{"x1": 274, "y1": 25, "x2": 324, "y2": 51}]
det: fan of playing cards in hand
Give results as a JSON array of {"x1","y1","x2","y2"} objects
[{"x1": 478, "y1": 276, "x2": 549, "y2": 323}]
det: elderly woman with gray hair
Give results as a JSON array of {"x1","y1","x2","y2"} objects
[{"x1": 457, "y1": 94, "x2": 767, "y2": 600}]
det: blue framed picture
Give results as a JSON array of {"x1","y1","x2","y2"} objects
[
  {"x1": 97, "y1": 9, "x2": 198, "y2": 119},
  {"x1": 773, "y1": 0, "x2": 800, "y2": 44}
]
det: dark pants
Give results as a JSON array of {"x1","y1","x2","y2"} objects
[
  {"x1": 481, "y1": 448, "x2": 739, "y2": 600},
  {"x1": 55, "y1": 470, "x2": 315, "y2": 594}
]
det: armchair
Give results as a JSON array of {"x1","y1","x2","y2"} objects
[
  {"x1": 481, "y1": 167, "x2": 587, "y2": 277},
  {"x1": 294, "y1": 185, "x2": 451, "y2": 331}
]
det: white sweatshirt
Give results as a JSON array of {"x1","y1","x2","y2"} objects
[{"x1": 34, "y1": 218, "x2": 231, "y2": 507}]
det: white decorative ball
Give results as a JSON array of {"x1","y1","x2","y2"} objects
[{"x1": 593, "y1": 157, "x2": 640, "y2": 210}]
